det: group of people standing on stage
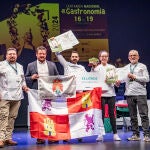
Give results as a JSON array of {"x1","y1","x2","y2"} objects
[
  {"x1": 92, "y1": 50, "x2": 150, "y2": 142},
  {"x1": 0, "y1": 45, "x2": 150, "y2": 148}
]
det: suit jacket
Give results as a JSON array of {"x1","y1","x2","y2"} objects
[{"x1": 25, "y1": 60, "x2": 59, "y2": 89}]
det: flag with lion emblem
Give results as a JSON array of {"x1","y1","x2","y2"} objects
[{"x1": 28, "y1": 88, "x2": 105, "y2": 140}]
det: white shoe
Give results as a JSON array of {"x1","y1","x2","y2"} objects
[
  {"x1": 143, "y1": 136, "x2": 150, "y2": 142},
  {"x1": 96, "y1": 135, "x2": 103, "y2": 142},
  {"x1": 113, "y1": 134, "x2": 121, "y2": 141},
  {"x1": 127, "y1": 134, "x2": 140, "y2": 141}
]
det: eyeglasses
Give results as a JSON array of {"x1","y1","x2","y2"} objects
[
  {"x1": 129, "y1": 55, "x2": 138, "y2": 57},
  {"x1": 100, "y1": 56, "x2": 108, "y2": 58}
]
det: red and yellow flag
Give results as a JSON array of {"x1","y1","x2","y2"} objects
[{"x1": 28, "y1": 88, "x2": 105, "y2": 140}]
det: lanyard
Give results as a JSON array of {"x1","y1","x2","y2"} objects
[
  {"x1": 8, "y1": 62, "x2": 18, "y2": 74},
  {"x1": 130, "y1": 63, "x2": 138, "y2": 74}
]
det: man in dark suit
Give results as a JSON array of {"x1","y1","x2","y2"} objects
[{"x1": 25, "y1": 46, "x2": 59, "y2": 144}]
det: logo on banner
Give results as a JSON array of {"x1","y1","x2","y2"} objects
[
  {"x1": 52, "y1": 78, "x2": 63, "y2": 96},
  {"x1": 42, "y1": 99, "x2": 52, "y2": 111},
  {"x1": 81, "y1": 93, "x2": 92, "y2": 108},
  {"x1": 84, "y1": 114, "x2": 94, "y2": 132},
  {"x1": 44, "y1": 118, "x2": 56, "y2": 136}
]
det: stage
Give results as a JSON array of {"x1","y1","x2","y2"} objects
[{"x1": 2, "y1": 128, "x2": 150, "y2": 150}]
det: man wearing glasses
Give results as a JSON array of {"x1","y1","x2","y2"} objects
[{"x1": 124, "y1": 49, "x2": 150, "y2": 142}]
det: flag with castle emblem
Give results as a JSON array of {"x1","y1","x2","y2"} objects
[
  {"x1": 28, "y1": 88, "x2": 105, "y2": 140},
  {"x1": 38, "y1": 75, "x2": 76, "y2": 100}
]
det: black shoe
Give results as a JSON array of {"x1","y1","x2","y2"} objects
[
  {"x1": 36, "y1": 139, "x2": 45, "y2": 144},
  {"x1": 78, "y1": 138, "x2": 83, "y2": 142},
  {"x1": 48, "y1": 140, "x2": 59, "y2": 144},
  {"x1": 63, "y1": 140, "x2": 69, "y2": 143}
]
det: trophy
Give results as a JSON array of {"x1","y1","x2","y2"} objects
[
  {"x1": 88, "y1": 57, "x2": 99, "y2": 66},
  {"x1": 105, "y1": 67, "x2": 118, "y2": 84}
]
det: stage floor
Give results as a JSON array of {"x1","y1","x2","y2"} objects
[{"x1": 2, "y1": 128, "x2": 150, "y2": 150}]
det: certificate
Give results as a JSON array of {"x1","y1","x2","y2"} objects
[
  {"x1": 48, "y1": 30, "x2": 79, "y2": 52},
  {"x1": 116, "y1": 67, "x2": 128, "y2": 81},
  {"x1": 76, "y1": 72, "x2": 109, "y2": 91}
]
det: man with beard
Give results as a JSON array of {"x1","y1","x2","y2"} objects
[
  {"x1": 55, "y1": 50, "x2": 87, "y2": 143},
  {"x1": 123, "y1": 50, "x2": 150, "y2": 142},
  {"x1": 0, "y1": 48, "x2": 28, "y2": 148},
  {"x1": 25, "y1": 46, "x2": 59, "y2": 144},
  {"x1": 55, "y1": 51, "x2": 86, "y2": 78}
]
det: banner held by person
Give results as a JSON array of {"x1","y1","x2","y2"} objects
[
  {"x1": 76, "y1": 72, "x2": 109, "y2": 91},
  {"x1": 38, "y1": 75, "x2": 76, "y2": 100},
  {"x1": 28, "y1": 88, "x2": 105, "y2": 140}
]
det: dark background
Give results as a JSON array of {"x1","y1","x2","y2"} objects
[{"x1": 0, "y1": 0, "x2": 150, "y2": 126}]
